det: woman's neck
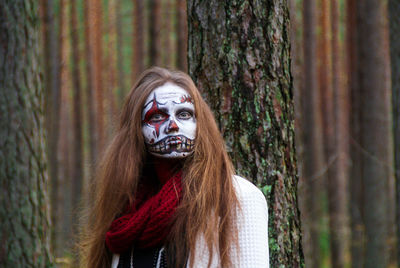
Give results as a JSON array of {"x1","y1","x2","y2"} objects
[{"x1": 152, "y1": 157, "x2": 182, "y2": 185}]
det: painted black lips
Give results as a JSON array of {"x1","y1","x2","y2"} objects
[{"x1": 146, "y1": 135, "x2": 195, "y2": 154}]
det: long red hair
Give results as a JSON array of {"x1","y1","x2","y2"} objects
[{"x1": 80, "y1": 67, "x2": 239, "y2": 267}]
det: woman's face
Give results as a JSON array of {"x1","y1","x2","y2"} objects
[{"x1": 141, "y1": 82, "x2": 196, "y2": 158}]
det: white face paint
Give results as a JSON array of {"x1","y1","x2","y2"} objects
[{"x1": 141, "y1": 82, "x2": 196, "y2": 158}]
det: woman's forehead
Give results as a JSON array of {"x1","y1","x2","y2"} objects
[{"x1": 146, "y1": 82, "x2": 189, "y2": 103}]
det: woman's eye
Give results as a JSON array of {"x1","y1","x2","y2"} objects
[
  {"x1": 150, "y1": 113, "x2": 166, "y2": 122},
  {"x1": 177, "y1": 111, "x2": 192, "y2": 120}
]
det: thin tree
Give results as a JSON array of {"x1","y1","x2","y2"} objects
[
  {"x1": 133, "y1": 0, "x2": 145, "y2": 81},
  {"x1": 187, "y1": 0, "x2": 304, "y2": 266},
  {"x1": 348, "y1": 0, "x2": 392, "y2": 267},
  {"x1": 176, "y1": 0, "x2": 187, "y2": 71},
  {"x1": 317, "y1": 0, "x2": 349, "y2": 266},
  {"x1": 330, "y1": 0, "x2": 349, "y2": 266},
  {"x1": 40, "y1": 0, "x2": 62, "y2": 254},
  {"x1": 89, "y1": 0, "x2": 105, "y2": 154},
  {"x1": 107, "y1": 0, "x2": 118, "y2": 133},
  {"x1": 389, "y1": 0, "x2": 400, "y2": 264},
  {"x1": 69, "y1": 0, "x2": 84, "y2": 242},
  {"x1": 302, "y1": 0, "x2": 325, "y2": 266},
  {"x1": 58, "y1": 0, "x2": 74, "y2": 258},
  {"x1": 116, "y1": 0, "x2": 126, "y2": 106},
  {"x1": 149, "y1": 0, "x2": 162, "y2": 66},
  {"x1": 161, "y1": 0, "x2": 173, "y2": 67},
  {"x1": 0, "y1": 0, "x2": 52, "y2": 266},
  {"x1": 84, "y1": 0, "x2": 97, "y2": 170},
  {"x1": 346, "y1": 0, "x2": 364, "y2": 266}
]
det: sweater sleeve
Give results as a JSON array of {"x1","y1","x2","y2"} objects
[{"x1": 234, "y1": 175, "x2": 270, "y2": 268}]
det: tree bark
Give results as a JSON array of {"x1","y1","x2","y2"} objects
[
  {"x1": 349, "y1": 0, "x2": 392, "y2": 267},
  {"x1": 176, "y1": 0, "x2": 187, "y2": 71},
  {"x1": 0, "y1": 1, "x2": 52, "y2": 266},
  {"x1": 389, "y1": 0, "x2": 400, "y2": 264},
  {"x1": 188, "y1": 0, "x2": 304, "y2": 266}
]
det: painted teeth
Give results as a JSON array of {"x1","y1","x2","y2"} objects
[{"x1": 148, "y1": 136, "x2": 195, "y2": 154}]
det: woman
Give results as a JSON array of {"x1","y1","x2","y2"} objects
[{"x1": 81, "y1": 67, "x2": 269, "y2": 267}]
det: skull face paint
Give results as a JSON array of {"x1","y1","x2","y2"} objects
[{"x1": 142, "y1": 83, "x2": 196, "y2": 158}]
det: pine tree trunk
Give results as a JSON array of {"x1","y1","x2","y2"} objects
[
  {"x1": 0, "y1": 1, "x2": 52, "y2": 266},
  {"x1": 149, "y1": 0, "x2": 162, "y2": 66},
  {"x1": 176, "y1": 0, "x2": 187, "y2": 71},
  {"x1": 84, "y1": 0, "x2": 97, "y2": 169},
  {"x1": 58, "y1": 0, "x2": 74, "y2": 257},
  {"x1": 161, "y1": 0, "x2": 173, "y2": 67},
  {"x1": 58, "y1": 0, "x2": 74, "y2": 253},
  {"x1": 69, "y1": 0, "x2": 84, "y2": 240},
  {"x1": 330, "y1": 0, "x2": 349, "y2": 266},
  {"x1": 188, "y1": 0, "x2": 303, "y2": 266},
  {"x1": 302, "y1": 0, "x2": 325, "y2": 267},
  {"x1": 107, "y1": 0, "x2": 118, "y2": 133},
  {"x1": 346, "y1": 0, "x2": 364, "y2": 267},
  {"x1": 133, "y1": 0, "x2": 145, "y2": 80},
  {"x1": 89, "y1": 0, "x2": 105, "y2": 153},
  {"x1": 40, "y1": 0, "x2": 62, "y2": 256},
  {"x1": 116, "y1": 0, "x2": 126, "y2": 106},
  {"x1": 350, "y1": 0, "x2": 392, "y2": 267},
  {"x1": 389, "y1": 0, "x2": 400, "y2": 264}
]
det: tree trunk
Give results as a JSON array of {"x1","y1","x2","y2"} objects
[
  {"x1": 57, "y1": 0, "x2": 74, "y2": 258},
  {"x1": 0, "y1": 1, "x2": 52, "y2": 266},
  {"x1": 107, "y1": 0, "x2": 118, "y2": 135},
  {"x1": 89, "y1": 0, "x2": 105, "y2": 154},
  {"x1": 133, "y1": 0, "x2": 145, "y2": 81},
  {"x1": 350, "y1": 0, "x2": 392, "y2": 267},
  {"x1": 188, "y1": 0, "x2": 304, "y2": 266},
  {"x1": 346, "y1": 0, "x2": 364, "y2": 267},
  {"x1": 301, "y1": 0, "x2": 325, "y2": 267},
  {"x1": 58, "y1": 0, "x2": 74, "y2": 255},
  {"x1": 330, "y1": 0, "x2": 349, "y2": 266},
  {"x1": 149, "y1": 0, "x2": 162, "y2": 66},
  {"x1": 317, "y1": 0, "x2": 349, "y2": 266},
  {"x1": 116, "y1": 0, "x2": 126, "y2": 106},
  {"x1": 176, "y1": 0, "x2": 187, "y2": 71},
  {"x1": 161, "y1": 0, "x2": 173, "y2": 67},
  {"x1": 389, "y1": 0, "x2": 400, "y2": 265},
  {"x1": 84, "y1": 0, "x2": 98, "y2": 168},
  {"x1": 40, "y1": 0, "x2": 62, "y2": 256},
  {"x1": 69, "y1": 0, "x2": 84, "y2": 240}
]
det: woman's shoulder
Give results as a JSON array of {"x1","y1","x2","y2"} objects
[
  {"x1": 232, "y1": 175, "x2": 268, "y2": 221},
  {"x1": 233, "y1": 175, "x2": 267, "y2": 202}
]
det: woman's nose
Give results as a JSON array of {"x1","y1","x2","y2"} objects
[{"x1": 166, "y1": 119, "x2": 179, "y2": 133}]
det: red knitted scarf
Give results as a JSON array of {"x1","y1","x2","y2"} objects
[{"x1": 105, "y1": 169, "x2": 182, "y2": 254}]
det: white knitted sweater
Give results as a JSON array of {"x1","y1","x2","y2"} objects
[{"x1": 112, "y1": 175, "x2": 270, "y2": 268}]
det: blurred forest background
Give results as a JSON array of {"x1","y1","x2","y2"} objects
[{"x1": 1, "y1": 0, "x2": 400, "y2": 267}]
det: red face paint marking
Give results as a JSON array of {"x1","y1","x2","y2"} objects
[
  {"x1": 180, "y1": 95, "x2": 193, "y2": 104},
  {"x1": 143, "y1": 97, "x2": 169, "y2": 137}
]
